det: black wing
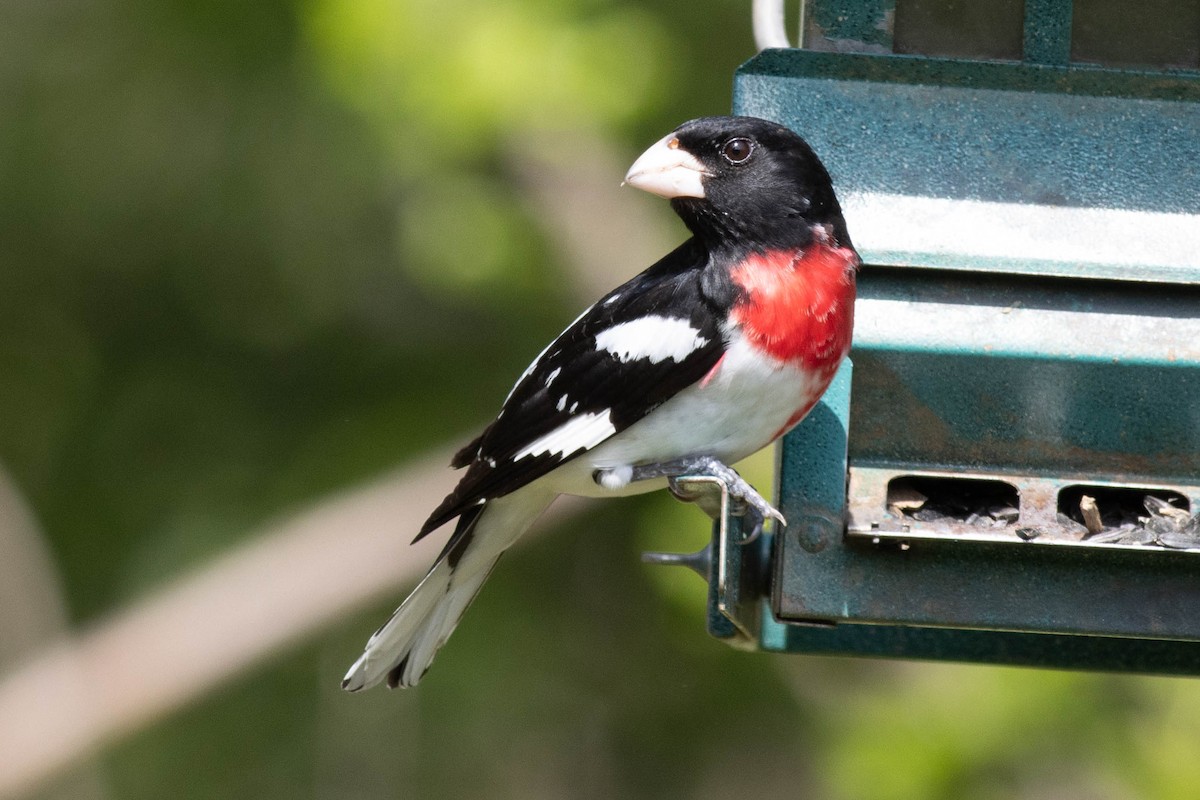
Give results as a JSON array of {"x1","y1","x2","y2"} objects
[{"x1": 417, "y1": 239, "x2": 728, "y2": 538}]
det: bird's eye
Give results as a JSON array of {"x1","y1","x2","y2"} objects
[{"x1": 720, "y1": 138, "x2": 753, "y2": 164}]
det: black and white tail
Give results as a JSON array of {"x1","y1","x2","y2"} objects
[{"x1": 341, "y1": 488, "x2": 553, "y2": 691}]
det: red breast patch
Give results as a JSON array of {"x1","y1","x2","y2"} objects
[{"x1": 729, "y1": 243, "x2": 859, "y2": 372}]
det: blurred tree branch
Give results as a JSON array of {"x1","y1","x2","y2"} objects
[
  {"x1": 0, "y1": 125, "x2": 661, "y2": 799},
  {"x1": 0, "y1": 466, "x2": 108, "y2": 800},
  {"x1": 0, "y1": 445, "x2": 587, "y2": 799}
]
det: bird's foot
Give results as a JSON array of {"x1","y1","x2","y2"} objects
[{"x1": 625, "y1": 456, "x2": 786, "y2": 540}]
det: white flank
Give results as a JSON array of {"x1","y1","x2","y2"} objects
[
  {"x1": 514, "y1": 410, "x2": 616, "y2": 460},
  {"x1": 594, "y1": 316, "x2": 709, "y2": 364},
  {"x1": 580, "y1": 331, "x2": 832, "y2": 488}
]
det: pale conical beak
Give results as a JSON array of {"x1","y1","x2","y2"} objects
[{"x1": 623, "y1": 134, "x2": 709, "y2": 199}]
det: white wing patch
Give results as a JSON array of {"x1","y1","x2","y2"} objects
[
  {"x1": 594, "y1": 315, "x2": 709, "y2": 364},
  {"x1": 514, "y1": 410, "x2": 615, "y2": 460}
]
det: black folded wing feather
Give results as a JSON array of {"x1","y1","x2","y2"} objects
[{"x1": 416, "y1": 239, "x2": 730, "y2": 539}]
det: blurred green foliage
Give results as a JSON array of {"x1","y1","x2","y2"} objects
[{"x1": 4, "y1": 0, "x2": 1200, "y2": 798}]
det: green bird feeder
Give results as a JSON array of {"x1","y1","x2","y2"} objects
[{"x1": 659, "y1": 0, "x2": 1200, "y2": 674}]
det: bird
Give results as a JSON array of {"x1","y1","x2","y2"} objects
[{"x1": 342, "y1": 115, "x2": 859, "y2": 691}]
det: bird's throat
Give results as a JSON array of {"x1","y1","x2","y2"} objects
[{"x1": 729, "y1": 244, "x2": 858, "y2": 373}]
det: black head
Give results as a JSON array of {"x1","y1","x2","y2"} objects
[{"x1": 624, "y1": 116, "x2": 851, "y2": 254}]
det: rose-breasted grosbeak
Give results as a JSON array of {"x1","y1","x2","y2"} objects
[{"x1": 343, "y1": 116, "x2": 858, "y2": 691}]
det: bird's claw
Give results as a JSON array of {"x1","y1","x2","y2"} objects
[
  {"x1": 646, "y1": 457, "x2": 786, "y2": 541},
  {"x1": 719, "y1": 476, "x2": 785, "y2": 544},
  {"x1": 678, "y1": 459, "x2": 785, "y2": 528},
  {"x1": 666, "y1": 476, "x2": 701, "y2": 503}
]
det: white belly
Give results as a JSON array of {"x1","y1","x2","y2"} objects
[{"x1": 552, "y1": 333, "x2": 831, "y2": 498}]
